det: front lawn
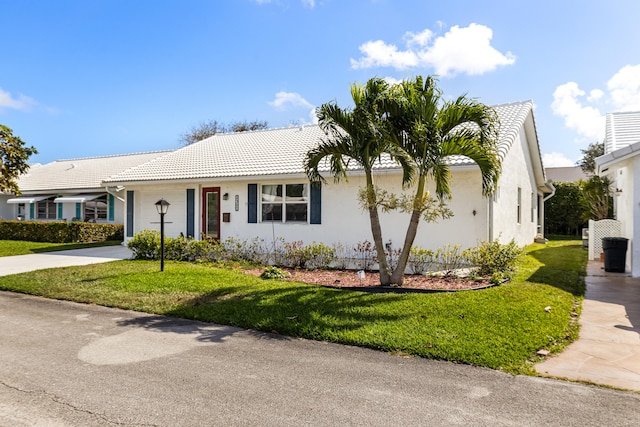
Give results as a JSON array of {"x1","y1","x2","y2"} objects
[
  {"x1": 0, "y1": 240, "x2": 122, "y2": 257},
  {"x1": 0, "y1": 239, "x2": 586, "y2": 374}
]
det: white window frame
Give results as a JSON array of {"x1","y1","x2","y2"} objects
[
  {"x1": 37, "y1": 197, "x2": 57, "y2": 220},
  {"x1": 517, "y1": 187, "x2": 522, "y2": 224},
  {"x1": 84, "y1": 194, "x2": 108, "y2": 222},
  {"x1": 260, "y1": 183, "x2": 309, "y2": 223}
]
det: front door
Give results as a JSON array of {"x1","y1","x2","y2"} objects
[{"x1": 202, "y1": 187, "x2": 220, "y2": 239}]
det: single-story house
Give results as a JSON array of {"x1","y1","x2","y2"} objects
[
  {"x1": 103, "y1": 100, "x2": 554, "y2": 252},
  {"x1": 0, "y1": 151, "x2": 171, "y2": 223},
  {"x1": 596, "y1": 111, "x2": 640, "y2": 276},
  {"x1": 545, "y1": 166, "x2": 587, "y2": 183}
]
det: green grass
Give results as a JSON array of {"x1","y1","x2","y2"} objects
[
  {"x1": 0, "y1": 240, "x2": 121, "y2": 257},
  {"x1": 0, "y1": 239, "x2": 586, "y2": 374}
]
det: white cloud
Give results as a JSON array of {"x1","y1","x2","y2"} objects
[
  {"x1": 588, "y1": 89, "x2": 604, "y2": 102},
  {"x1": 0, "y1": 87, "x2": 36, "y2": 112},
  {"x1": 551, "y1": 64, "x2": 640, "y2": 145},
  {"x1": 607, "y1": 64, "x2": 640, "y2": 111},
  {"x1": 542, "y1": 152, "x2": 576, "y2": 168},
  {"x1": 269, "y1": 91, "x2": 314, "y2": 110},
  {"x1": 301, "y1": 0, "x2": 315, "y2": 8},
  {"x1": 269, "y1": 91, "x2": 317, "y2": 125},
  {"x1": 551, "y1": 82, "x2": 605, "y2": 142},
  {"x1": 350, "y1": 23, "x2": 515, "y2": 77}
]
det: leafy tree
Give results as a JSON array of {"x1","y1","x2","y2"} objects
[
  {"x1": 578, "y1": 141, "x2": 604, "y2": 175},
  {"x1": 306, "y1": 76, "x2": 500, "y2": 286},
  {"x1": 544, "y1": 182, "x2": 585, "y2": 235},
  {"x1": 180, "y1": 120, "x2": 269, "y2": 146},
  {"x1": 384, "y1": 76, "x2": 501, "y2": 285},
  {"x1": 0, "y1": 125, "x2": 37, "y2": 194},
  {"x1": 581, "y1": 175, "x2": 612, "y2": 221},
  {"x1": 304, "y1": 78, "x2": 412, "y2": 284}
]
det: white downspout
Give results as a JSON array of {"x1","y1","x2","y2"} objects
[{"x1": 105, "y1": 186, "x2": 125, "y2": 203}]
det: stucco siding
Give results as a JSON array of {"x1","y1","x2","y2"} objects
[
  {"x1": 0, "y1": 195, "x2": 13, "y2": 219},
  {"x1": 492, "y1": 128, "x2": 540, "y2": 246},
  {"x1": 124, "y1": 169, "x2": 490, "y2": 252}
]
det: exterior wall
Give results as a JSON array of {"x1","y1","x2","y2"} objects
[
  {"x1": 491, "y1": 127, "x2": 541, "y2": 246},
  {"x1": 0, "y1": 195, "x2": 14, "y2": 219},
  {"x1": 605, "y1": 157, "x2": 636, "y2": 275},
  {"x1": 123, "y1": 169, "x2": 490, "y2": 252},
  {"x1": 0, "y1": 192, "x2": 124, "y2": 224}
]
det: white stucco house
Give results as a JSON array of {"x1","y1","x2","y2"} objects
[
  {"x1": 103, "y1": 100, "x2": 554, "y2": 252},
  {"x1": 0, "y1": 151, "x2": 170, "y2": 223},
  {"x1": 596, "y1": 111, "x2": 640, "y2": 276}
]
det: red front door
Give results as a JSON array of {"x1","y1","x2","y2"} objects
[{"x1": 202, "y1": 187, "x2": 220, "y2": 239}]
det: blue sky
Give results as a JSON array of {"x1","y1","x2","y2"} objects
[{"x1": 2, "y1": 0, "x2": 640, "y2": 167}]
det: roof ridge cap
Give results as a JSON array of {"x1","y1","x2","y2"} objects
[{"x1": 55, "y1": 149, "x2": 174, "y2": 162}]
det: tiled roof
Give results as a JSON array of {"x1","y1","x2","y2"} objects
[
  {"x1": 104, "y1": 100, "x2": 535, "y2": 184},
  {"x1": 605, "y1": 111, "x2": 640, "y2": 154},
  {"x1": 17, "y1": 151, "x2": 172, "y2": 192}
]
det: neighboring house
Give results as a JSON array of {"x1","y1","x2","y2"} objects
[
  {"x1": 104, "y1": 100, "x2": 554, "y2": 252},
  {"x1": 545, "y1": 166, "x2": 587, "y2": 183},
  {"x1": 596, "y1": 111, "x2": 640, "y2": 276},
  {"x1": 0, "y1": 151, "x2": 171, "y2": 223}
]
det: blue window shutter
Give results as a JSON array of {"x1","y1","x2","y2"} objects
[
  {"x1": 248, "y1": 184, "x2": 257, "y2": 223},
  {"x1": 108, "y1": 194, "x2": 115, "y2": 221},
  {"x1": 29, "y1": 203, "x2": 34, "y2": 219},
  {"x1": 310, "y1": 182, "x2": 321, "y2": 224},
  {"x1": 57, "y1": 203, "x2": 63, "y2": 220},
  {"x1": 126, "y1": 191, "x2": 134, "y2": 237},
  {"x1": 75, "y1": 203, "x2": 81, "y2": 219},
  {"x1": 186, "y1": 189, "x2": 195, "y2": 238}
]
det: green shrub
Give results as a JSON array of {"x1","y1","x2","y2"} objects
[
  {"x1": 127, "y1": 230, "x2": 161, "y2": 259},
  {"x1": 435, "y1": 244, "x2": 468, "y2": 273},
  {"x1": 408, "y1": 247, "x2": 436, "y2": 274},
  {"x1": 303, "y1": 242, "x2": 336, "y2": 269},
  {"x1": 260, "y1": 266, "x2": 290, "y2": 280},
  {"x1": 467, "y1": 239, "x2": 523, "y2": 277},
  {"x1": 0, "y1": 220, "x2": 123, "y2": 243},
  {"x1": 279, "y1": 240, "x2": 309, "y2": 268}
]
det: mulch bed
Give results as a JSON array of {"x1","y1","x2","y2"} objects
[{"x1": 243, "y1": 267, "x2": 495, "y2": 293}]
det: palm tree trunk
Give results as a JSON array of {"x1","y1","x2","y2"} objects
[
  {"x1": 364, "y1": 174, "x2": 391, "y2": 285},
  {"x1": 390, "y1": 176, "x2": 426, "y2": 285}
]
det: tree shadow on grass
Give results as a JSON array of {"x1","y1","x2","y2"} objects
[
  {"x1": 525, "y1": 243, "x2": 586, "y2": 296},
  {"x1": 160, "y1": 283, "x2": 407, "y2": 341}
]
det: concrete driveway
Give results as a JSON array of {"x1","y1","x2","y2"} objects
[
  {"x1": 0, "y1": 245, "x2": 132, "y2": 276},
  {"x1": 1, "y1": 291, "x2": 639, "y2": 426}
]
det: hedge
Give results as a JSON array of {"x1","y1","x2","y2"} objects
[{"x1": 0, "y1": 220, "x2": 124, "y2": 243}]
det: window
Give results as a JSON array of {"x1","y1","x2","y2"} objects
[
  {"x1": 85, "y1": 195, "x2": 108, "y2": 221},
  {"x1": 531, "y1": 192, "x2": 535, "y2": 223},
  {"x1": 517, "y1": 187, "x2": 522, "y2": 224},
  {"x1": 17, "y1": 203, "x2": 25, "y2": 220},
  {"x1": 37, "y1": 197, "x2": 57, "y2": 219},
  {"x1": 261, "y1": 184, "x2": 308, "y2": 222}
]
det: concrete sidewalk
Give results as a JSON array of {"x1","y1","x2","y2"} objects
[
  {"x1": 0, "y1": 245, "x2": 132, "y2": 277},
  {"x1": 536, "y1": 260, "x2": 640, "y2": 391}
]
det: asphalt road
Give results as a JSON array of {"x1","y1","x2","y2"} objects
[{"x1": 1, "y1": 291, "x2": 639, "y2": 427}]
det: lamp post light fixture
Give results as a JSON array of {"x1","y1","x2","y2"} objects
[{"x1": 155, "y1": 198, "x2": 170, "y2": 271}]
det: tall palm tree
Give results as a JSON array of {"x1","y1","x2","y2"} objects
[
  {"x1": 385, "y1": 76, "x2": 502, "y2": 285},
  {"x1": 304, "y1": 78, "x2": 412, "y2": 285}
]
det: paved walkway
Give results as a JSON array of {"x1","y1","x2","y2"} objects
[
  {"x1": 0, "y1": 245, "x2": 132, "y2": 276},
  {"x1": 536, "y1": 260, "x2": 640, "y2": 391}
]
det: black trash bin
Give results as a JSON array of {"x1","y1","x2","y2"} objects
[{"x1": 602, "y1": 237, "x2": 629, "y2": 273}]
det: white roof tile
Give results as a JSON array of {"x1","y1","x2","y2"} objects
[
  {"x1": 105, "y1": 100, "x2": 535, "y2": 184},
  {"x1": 18, "y1": 151, "x2": 172, "y2": 193},
  {"x1": 605, "y1": 111, "x2": 640, "y2": 154}
]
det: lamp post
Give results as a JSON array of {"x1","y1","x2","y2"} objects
[{"x1": 155, "y1": 198, "x2": 170, "y2": 271}]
